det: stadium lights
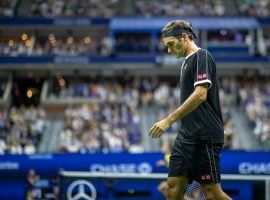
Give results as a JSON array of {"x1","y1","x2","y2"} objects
[
  {"x1": 27, "y1": 89, "x2": 33, "y2": 98},
  {"x1": 21, "y1": 33, "x2": 28, "y2": 41},
  {"x1": 25, "y1": 40, "x2": 31, "y2": 47}
]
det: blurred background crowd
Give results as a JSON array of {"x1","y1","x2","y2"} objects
[
  {"x1": 1, "y1": 0, "x2": 269, "y2": 18},
  {"x1": 0, "y1": 74, "x2": 269, "y2": 154},
  {"x1": 0, "y1": 1, "x2": 269, "y2": 200},
  {"x1": 0, "y1": 0, "x2": 269, "y2": 155}
]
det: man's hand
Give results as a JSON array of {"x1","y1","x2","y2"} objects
[{"x1": 149, "y1": 117, "x2": 172, "y2": 139}]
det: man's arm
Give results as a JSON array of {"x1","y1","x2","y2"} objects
[{"x1": 149, "y1": 83, "x2": 208, "y2": 138}]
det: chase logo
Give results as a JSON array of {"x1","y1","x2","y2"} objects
[
  {"x1": 90, "y1": 162, "x2": 152, "y2": 174},
  {"x1": 137, "y1": 162, "x2": 152, "y2": 174},
  {"x1": 239, "y1": 162, "x2": 270, "y2": 174},
  {"x1": 0, "y1": 162, "x2": 19, "y2": 170}
]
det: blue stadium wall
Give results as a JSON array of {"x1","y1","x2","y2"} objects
[{"x1": 0, "y1": 151, "x2": 270, "y2": 199}]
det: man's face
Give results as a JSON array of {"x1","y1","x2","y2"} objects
[{"x1": 162, "y1": 36, "x2": 186, "y2": 58}]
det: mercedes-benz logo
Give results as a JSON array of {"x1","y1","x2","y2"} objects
[{"x1": 67, "y1": 180, "x2": 97, "y2": 200}]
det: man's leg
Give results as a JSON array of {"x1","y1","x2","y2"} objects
[
  {"x1": 201, "y1": 183, "x2": 231, "y2": 200},
  {"x1": 166, "y1": 176, "x2": 189, "y2": 200}
]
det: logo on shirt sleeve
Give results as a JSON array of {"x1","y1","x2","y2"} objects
[
  {"x1": 197, "y1": 74, "x2": 207, "y2": 80},
  {"x1": 201, "y1": 175, "x2": 211, "y2": 180}
]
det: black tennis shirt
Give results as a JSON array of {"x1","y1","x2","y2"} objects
[{"x1": 178, "y1": 48, "x2": 224, "y2": 144}]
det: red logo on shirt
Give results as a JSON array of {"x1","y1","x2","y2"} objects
[
  {"x1": 198, "y1": 74, "x2": 207, "y2": 80},
  {"x1": 201, "y1": 175, "x2": 211, "y2": 180}
]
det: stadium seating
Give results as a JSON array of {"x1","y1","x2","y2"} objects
[
  {"x1": 0, "y1": 1, "x2": 269, "y2": 200},
  {"x1": 0, "y1": 106, "x2": 49, "y2": 154},
  {"x1": 1, "y1": 0, "x2": 269, "y2": 17}
]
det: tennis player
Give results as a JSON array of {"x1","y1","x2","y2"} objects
[{"x1": 149, "y1": 20, "x2": 231, "y2": 200}]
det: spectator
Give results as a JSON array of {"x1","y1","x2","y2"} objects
[{"x1": 0, "y1": 138, "x2": 7, "y2": 154}]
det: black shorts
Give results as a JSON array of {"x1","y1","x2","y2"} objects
[{"x1": 168, "y1": 136, "x2": 223, "y2": 184}]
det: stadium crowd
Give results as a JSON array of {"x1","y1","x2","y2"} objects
[
  {"x1": 135, "y1": 0, "x2": 227, "y2": 17},
  {"x1": 30, "y1": 0, "x2": 119, "y2": 18},
  {"x1": 0, "y1": 106, "x2": 49, "y2": 154},
  {"x1": 236, "y1": 0, "x2": 270, "y2": 17},
  {"x1": 0, "y1": 28, "x2": 262, "y2": 56},
  {"x1": 1, "y1": 0, "x2": 269, "y2": 18},
  {"x1": 35, "y1": 36, "x2": 101, "y2": 56},
  {"x1": 56, "y1": 76, "x2": 143, "y2": 153},
  {"x1": 219, "y1": 77, "x2": 240, "y2": 150},
  {"x1": 0, "y1": 35, "x2": 102, "y2": 56},
  {"x1": 1, "y1": 75, "x2": 270, "y2": 154},
  {"x1": 59, "y1": 102, "x2": 142, "y2": 153},
  {"x1": 0, "y1": 34, "x2": 152, "y2": 56},
  {"x1": 0, "y1": 0, "x2": 269, "y2": 152},
  {"x1": 239, "y1": 78, "x2": 270, "y2": 149},
  {"x1": 51, "y1": 76, "x2": 241, "y2": 152},
  {"x1": 0, "y1": 0, "x2": 18, "y2": 17}
]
